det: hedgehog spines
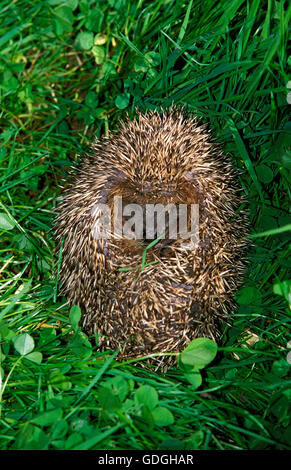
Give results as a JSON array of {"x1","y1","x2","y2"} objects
[{"x1": 54, "y1": 106, "x2": 249, "y2": 365}]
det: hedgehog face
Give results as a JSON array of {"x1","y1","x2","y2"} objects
[{"x1": 103, "y1": 176, "x2": 200, "y2": 251}]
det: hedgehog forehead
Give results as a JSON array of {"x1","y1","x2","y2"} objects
[
  {"x1": 112, "y1": 128, "x2": 211, "y2": 183},
  {"x1": 100, "y1": 110, "x2": 215, "y2": 185},
  {"x1": 122, "y1": 146, "x2": 192, "y2": 184}
]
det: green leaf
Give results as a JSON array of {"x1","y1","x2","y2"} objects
[
  {"x1": 51, "y1": 419, "x2": 69, "y2": 440},
  {"x1": 259, "y1": 215, "x2": 277, "y2": 231},
  {"x1": 115, "y1": 92, "x2": 130, "y2": 109},
  {"x1": 0, "y1": 322, "x2": 16, "y2": 341},
  {"x1": 256, "y1": 164, "x2": 274, "y2": 184},
  {"x1": 69, "y1": 305, "x2": 81, "y2": 329},
  {"x1": 98, "y1": 386, "x2": 121, "y2": 412},
  {"x1": 38, "y1": 328, "x2": 57, "y2": 348},
  {"x1": 85, "y1": 91, "x2": 99, "y2": 108},
  {"x1": 69, "y1": 331, "x2": 92, "y2": 359},
  {"x1": 271, "y1": 359, "x2": 290, "y2": 377},
  {"x1": 135, "y1": 385, "x2": 158, "y2": 411},
  {"x1": 54, "y1": 6, "x2": 74, "y2": 33},
  {"x1": 151, "y1": 406, "x2": 175, "y2": 426},
  {"x1": 49, "y1": 371, "x2": 72, "y2": 390},
  {"x1": 273, "y1": 280, "x2": 291, "y2": 304},
  {"x1": 144, "y1": 51, "x2": 161, "y2": 67},
  {"x1": 160, "y1": 437, "x2": 184, "y2": 450},
  {"x1": 24, "y1": 427, "x2": 50, "y2": 450},
  {"x1": 101, "y1": 61, "x2": 117, "y2": 79},
  {"x1": 103, "y1": 376, "x2": 129, "y2": 401},
  {"x1": 13, "y1": 333, "x2": 35, "y2": 355},
  {"x1": 0, "y1": 213, "x2": 15, "y2": 230},
  {"x1": 270, "y1": 396, "x2": 289, "y2": 420},
  {"x1": 92, "y1": 45, "x2": 105, "y2": 65},
  {"x1": 85, "y1": 10, "x2": 104, "y2": 32},
  {"x1": 237, "y1": 286, "x2": 262, "y2": 305},
  {"x1": 190, "y1": 430, "x2": 205, "y2": 447},
  {"x1": 180, "y1": 338, "x2": 218, "y2": 369},
  {"x1": 134, "y1": 57, "x2": 149, "y2": 73},
  {"x1": 141, "y1": 404, "x2": 155, "y2": 427},
  {"x1": 65, "y1": 433, "x2": 83, "y2": 449},
  {"x1": 184, "y1": 371, "x2": 202, "y2": 388},
  {"x1": 1, "y1": 70, "x2": 18, "y2": 90},
  {"x1": 75, "y1": 31, "x2": 94, "y2": 50},
  {"x1": 66, "y1": 0, "x2": 78, "y2": 10},
  {"x1": 24, "y1": 351, "x2": 43, "y2": 364},
  {"x1": 94, "y1": 33, "x2": 107, "y2": 45},
  {"x1": 20, "y1": 165, "x2": 48, "y2": 178},
  {"x1": 77, "y1": 107, "x2": 95, "y2": 125},
  {"x1": 14, "y1": 422, "x2": 35, "y2": 449},
  {"x1": 281, "y1": 149, "x2": 291, "y2": 169},
  {"x1": 31, "y1": 408, "x2": 63, "y2": 426}
]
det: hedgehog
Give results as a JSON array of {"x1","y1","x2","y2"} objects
[{"x1": 54, "y1": 106, "x2": 249, "y2": 365}]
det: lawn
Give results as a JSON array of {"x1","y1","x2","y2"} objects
[{"x1": 0, "y1": 0, "x2": 290, "y2": 450}]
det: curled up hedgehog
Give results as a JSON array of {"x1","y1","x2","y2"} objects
[{"x1": 54, "y1": 106, "x2": 249, "y2": 365}]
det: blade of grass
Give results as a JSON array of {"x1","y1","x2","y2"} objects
[{"x1": 226, "y1": 117, "x2": 264, "y2": 203}]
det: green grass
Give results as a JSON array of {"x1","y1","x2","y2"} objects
[{"x1": 0, "y1": 0, "x2": 290, "y2": 450}]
